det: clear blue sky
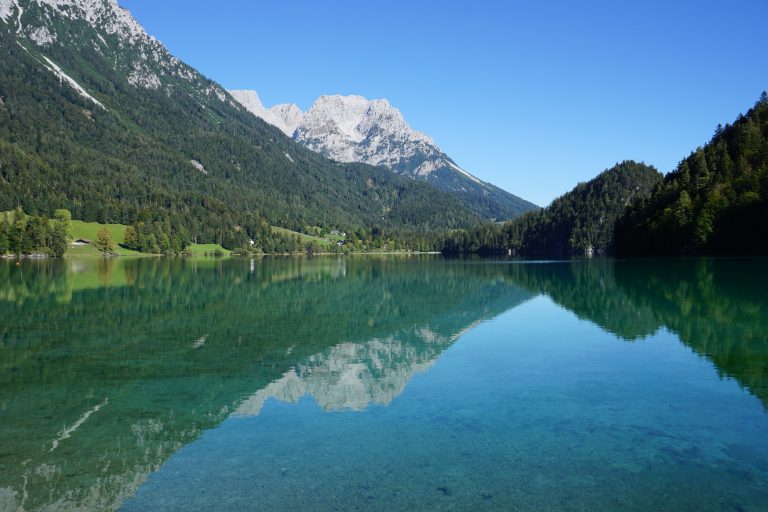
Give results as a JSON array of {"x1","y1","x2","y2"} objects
[{"x1": 121, "y1": 0, "x2": 767, "y2": 206}]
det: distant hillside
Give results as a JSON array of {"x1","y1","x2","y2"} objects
[
  {"x1": 615, "y1": 93, "x2": 768, "y2": 256},
  {"x1": 443, "y1": 161, "x2": 662, "y2": 257}
]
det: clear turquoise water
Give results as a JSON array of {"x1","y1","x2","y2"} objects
[{"x1": 1, "y1": 257, "x2": 766, "y2": 511}]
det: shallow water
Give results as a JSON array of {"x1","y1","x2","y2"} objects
[{"x1": 1, "y1": 257, "x2": 766, "y2": 511}]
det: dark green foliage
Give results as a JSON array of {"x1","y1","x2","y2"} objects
[
  {"x1": 0, "y1": 18, "x2": 479, "y2": 247},
  {"x1": 443, "y1": 161, "x2": 662, "y2": 257},
  {"x1": 49, "y1": 224, "x2": 68, "y2": 257},
  {"x1": 123, "y1": 219, "x2": 191, "y2": 254},
  {"x1": 499, "y1": 259, "x2": 768, "y2": 407},
  {"x1": 0, "y1": 207, "x2": 71, "y2": 256},
  {"x1": 24, "y1": 214, "x2": 49, "y2": 253},
  {"x1": 50, "y1": 209, "x2": 72, "y2": 257},
  {"x1": 254, "y1": 231, "x2": 303, "y2": 254},
  {"x1": 0, "y1": 220, "x2": 8, "y2": 253},
  {"x1": 615, "y1": 94, "x2": 768, "y2": 256}
]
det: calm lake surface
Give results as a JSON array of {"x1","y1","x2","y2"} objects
[{"x1": 1, "y1": 256, "x2": 767, "y2": 511}]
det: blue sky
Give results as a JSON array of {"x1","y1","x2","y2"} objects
[{"x1": 122, "y1": 0, "x2": 767, "y2": 206}]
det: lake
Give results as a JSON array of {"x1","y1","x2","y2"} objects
[{"x1": 0, "y1": 256, "x2": 766, "y2": 511}]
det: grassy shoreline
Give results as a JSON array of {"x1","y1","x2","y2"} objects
[{"x1": 5, "y1": 216, "x2": 437, "y2": 258}]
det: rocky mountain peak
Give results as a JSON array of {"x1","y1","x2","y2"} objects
[
  {"x1": 2, "y1": 0, "x2": 149, "y2": 43},
  {"x1": 1, "y1": 0, "x2": 221, "y2": 95},
  {"x1": 229, "y1": 89, "x2": 303, "y2": 137},
  {"x1": 230, "y1": 89, "x2": 537, "y2": 219}
]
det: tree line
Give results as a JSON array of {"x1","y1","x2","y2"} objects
[
  {"x1": 614, "y1": 92, "x2": 768, "y2": 256},
  {"x1": 442, "y1": 92, "x2": 768, "y2": 259},
  {"x1": 0, "y1": 26, "x2": 480, "y2": 254},
  {"x1": 0, "y1": 207, "x2": 72, "y2": 257},
  {"x1": 441, "y1": 161, "x2": 662, "y2": 257}
]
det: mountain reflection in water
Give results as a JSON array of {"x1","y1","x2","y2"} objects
[{"x1": 0, "y1": 256, "x2": 765, "y2": 511}]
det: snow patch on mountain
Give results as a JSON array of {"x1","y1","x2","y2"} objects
[{"x1": 40, "y1": 55, "x2": 105, "y2": 109}]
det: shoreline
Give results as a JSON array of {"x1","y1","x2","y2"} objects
[{"x1": 1, "y1": 251, "x2": 444, "y2": 260}]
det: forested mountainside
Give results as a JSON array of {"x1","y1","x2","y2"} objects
[
  {"x1": 443, "y1": 93, "x2": 768, "y2": 259},
  {"x1": 0, "y1": 0, "x2": 480, "y2": 250},
  {"x1": 230, "y1": 91, "x2": 538, "y2": 220},
  {"x1": 442, "y1": 161, "x2": 661, "y2": 257},
  {"x1": 615, "y1": 93, "x2": 768, "y2": 256}
]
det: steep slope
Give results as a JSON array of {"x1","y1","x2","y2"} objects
[
  {"x1": 442, "y1": 161, "x2": 662, "y2": 257},
  {"x1": 510, "y1": 161, "x2": 663, "y2": 257},
  {"x1": 230, "y1": 90, "x2": 538, "y2": 220},
  {"x1": 615, "y1": 94, "x2": 768, "y2": 256},
  {"x1": 0, "y1": 0, "x2": 480, "y2": 247}
]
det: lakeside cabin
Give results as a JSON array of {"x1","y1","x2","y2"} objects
[{"x1": 72, "y1": 238, "x2": 91, "y2": 246}]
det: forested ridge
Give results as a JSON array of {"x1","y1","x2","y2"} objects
[
  {"x1": 442, "y1": 161, "x2": 662, "y2": 257},
  {"x1": 0, "y1": 15, "x2": 480, "y2": 251},
  {"x1": 2, "y1": 0, "x2": 765, "y2": 258},
  {"x1": 443, "y1": 93, "x2": 768, "y2": 258},
  {"x1": 615, "y1": 93, "x2": 768, "y2": 256}
]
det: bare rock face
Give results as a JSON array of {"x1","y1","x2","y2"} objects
[
  {"x1": 4, "y1": 0, "x2": 232, "y2": 102},
  {"x1": 231, "y1": 90, "x2": 538, "y2": 219}
]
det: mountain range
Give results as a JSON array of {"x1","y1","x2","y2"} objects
[
  {"x1": 2, "y1": 0, "x2": 761, "y2": 257},
  {"x1": 0, "y1": 0, "x2": 507, "y2": 248},
  {"x1": 0, "y1": 0, "x2": 538, "y2": 249},
  {"x1": 229, "y1": 90, "x2": 537, "y2": 220}
]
